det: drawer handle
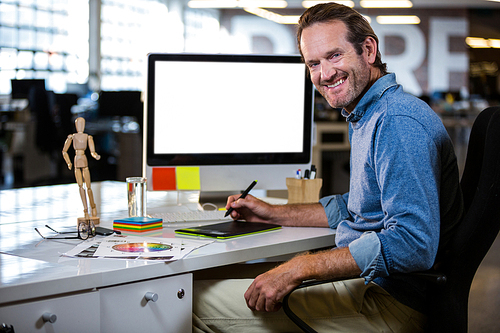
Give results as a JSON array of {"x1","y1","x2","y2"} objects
[
  {"x1": 144, "y1": 292, "x2": 158, "y2": 302},
  {"x1": 42, "y1": 313, "x2": 57, "y2": 323}
]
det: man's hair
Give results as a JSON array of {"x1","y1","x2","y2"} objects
[{"x1": 297, "y1": 3, "x2": 387, "y2": 75}]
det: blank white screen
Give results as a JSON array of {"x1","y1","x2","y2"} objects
[{"x1": 153, "y1": 61, "x2": 306, "y2": 154}]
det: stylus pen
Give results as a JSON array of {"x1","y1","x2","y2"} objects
[{"x1": 225, "y1": 180, "x2": 258, "y2": 217}]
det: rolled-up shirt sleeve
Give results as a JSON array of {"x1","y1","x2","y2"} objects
[
  {"x1": 319, "y1": 193, "x2": 351, "y2": 229},
  {"x1": 349, "y1": 231, "x2": 389, "y2": 283}
]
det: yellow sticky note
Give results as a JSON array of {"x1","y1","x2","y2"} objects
[{"x1": 176, "y1": 167, "x2": 201, "y2": 190}]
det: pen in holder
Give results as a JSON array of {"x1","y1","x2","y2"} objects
[{"x1": 286, "y1": 178, "x2": 323, "y2": 204}]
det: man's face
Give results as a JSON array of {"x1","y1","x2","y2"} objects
[{"x1": 300, "y1": 20, "x2": 374, "y2": 113}]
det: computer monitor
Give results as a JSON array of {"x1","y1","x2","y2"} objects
[
  {"x1": 98, "y1": 91, "x2": 144, "y2": 118},
  {"x1": 11, "y1": 79, "x2": 46, "y2": 99},
  {"x1": 144, "y1": 53, "x2": 314, "y2": 194}
]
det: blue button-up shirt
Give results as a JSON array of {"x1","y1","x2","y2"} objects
[{"x1": 320, "y1": 73, "x2": 463, "y2": 312}]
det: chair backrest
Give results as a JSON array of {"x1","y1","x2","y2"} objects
[{"x1": 427, "y1": 106, "x2": 500, "y2": 332}]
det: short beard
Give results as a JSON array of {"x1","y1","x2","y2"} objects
[{"x1": 320, "y1": 61, "x2": 371, "y2": 111}]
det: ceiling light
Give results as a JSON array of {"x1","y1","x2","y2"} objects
[
  {"x1": 360, "y1": 0, "x2": 412, "y2": 8},
  {"x1": 302, "y1": 1, "x2": 354, "y2": 8},
  {"x1": 489, "y1": 39, "x2": 500, "y2": 48},
  {"x1": 188, "y1": 0, "x2": 236, "y2": 8},
  {"x1": 240, "y1": 0, "x2": 287, "y2": 7},
  {"x1": 376, "y1": 15, "x2": 420, "y2": 24},
  {"x1": 244, "y1": 7, "x2": 300, "y2": 24},
  {"x1": 466, "y1": 37, "x2": 500, "y2": 49},
  {"x1": 187, "y1": 0, "x2": 288, "y2": 8},
  {"x1": 465, "y1": 37, "x2": 489, "y2": 48}
]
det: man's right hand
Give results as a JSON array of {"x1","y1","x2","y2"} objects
[
  {"x1": 225, "y1": 194, "x2": 275, "y2": 223},
  {"x1": 226, "y1": 194, "x2": 330, "y2": 228}
]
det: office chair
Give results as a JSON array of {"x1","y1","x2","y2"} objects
[{"x1": 282, "y1": 106, "x2": 500, "y2": 333}]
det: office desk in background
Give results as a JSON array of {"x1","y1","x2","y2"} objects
[{"x1": 0, "y1": 181, "x2": 336, "y2": 332}]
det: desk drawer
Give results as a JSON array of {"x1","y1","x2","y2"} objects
[
  {"x1": 100, "y1": 273, "x2": 192, "y2": 333},
  {"x1": 0, "y1": 291, "x2": 100, "y2": 332}
]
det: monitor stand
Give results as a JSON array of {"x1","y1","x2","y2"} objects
[
  {"x1": 199, "y1": 189, "x2": 268, "y2": 207},
  {"x1": 145, "y1": 189, "x2": 269, "y2": 216},
  {"x1": 145, "y1": 190, "x2": 202, "y2": 215}
]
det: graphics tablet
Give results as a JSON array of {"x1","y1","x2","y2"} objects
[{"x1": 175, "y1": 221, "x2": 281, "y2": 239}]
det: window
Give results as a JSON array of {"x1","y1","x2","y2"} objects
[
  {"x1": 0, "y1": 0, "x2": 229, "y2": 94},
  {"x1": 100, "y1": 0, "x2": 169, "y2": 91},
  {"x1": 0, "y1": 0, "x2": 89, "y2": 94}
]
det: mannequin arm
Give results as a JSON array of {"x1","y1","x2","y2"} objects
[
  {"x1": 62, "y1": 135, "x2": 73, "y2": 169},
  {"x1": 88, "y1": 135, "x2": 101, "y2": 160}
]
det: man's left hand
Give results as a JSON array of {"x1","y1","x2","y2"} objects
[{"x1": 244, "y1": 260, "x2": 302, "y2": 312}]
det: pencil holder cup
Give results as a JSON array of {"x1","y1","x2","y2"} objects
[{"x1": 286, "y1": 178, "x2": 323, "y2": 204}]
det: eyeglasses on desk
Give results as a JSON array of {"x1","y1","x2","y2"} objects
[{"x1": 35, "y1": 221, "x2": 96, "y2": 240}]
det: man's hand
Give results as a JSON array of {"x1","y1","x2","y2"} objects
[
  {"x1": 225, "y1": 194, "x2": 275, "y2": 223},
  {"x1": 244, "y1": 247, "x2": 361, "y2": 312},
  {"x1": 244, "y1": 260, "x2": 303, "y2": 312},
  {"x1": 225, "y1": 194, "x2": 330, "y2": 228}
]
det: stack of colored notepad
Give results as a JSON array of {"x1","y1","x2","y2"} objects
[{"x1": 113, "y1": 217, "x2": 163, "y2": 232}]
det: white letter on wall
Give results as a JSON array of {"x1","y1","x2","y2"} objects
[
  {"x1": 428, "y1": 18, "x2": 468, "y2": 93},
  {"x1": 231, "y1": 16, "x2": 296, "y2": 54},
  {"x1": 371, "y1": 21, "x2": 426, "y2": 96}
]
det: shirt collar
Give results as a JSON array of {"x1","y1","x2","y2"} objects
[{"x1": 342, "y1": 73, "x2": 398, "y2": 123}]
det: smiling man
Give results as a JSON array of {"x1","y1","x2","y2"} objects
[
  {"x1": 192, "y1": 3, "x2": 463, "y2": 332},
  {"x1": 300, "y1": 20, "x2": 383, "y2": 113}
]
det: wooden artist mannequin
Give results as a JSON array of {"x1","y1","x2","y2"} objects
[{"x1": 62, "y1": 117, "x2": 101, "y2": 225}]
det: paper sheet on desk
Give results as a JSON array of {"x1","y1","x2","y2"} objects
[{"x1": 62, "y1": 235, "x2": 213, "y2": 261}]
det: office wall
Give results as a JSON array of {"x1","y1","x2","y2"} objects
[{"x1": 221, "y1": 8, "x2": 469, "y2": 97}]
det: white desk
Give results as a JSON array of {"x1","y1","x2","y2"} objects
[{"x1": 0, "y1": 181, "x2": 336, "y2": 332}]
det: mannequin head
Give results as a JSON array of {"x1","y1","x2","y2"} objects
[{"x1": 75, "y1": 117, "x2": 85, "y2": 133}]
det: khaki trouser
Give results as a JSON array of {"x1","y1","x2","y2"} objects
[{"x1": 193, "y1": 277, "x2": 426, "y2": 332}]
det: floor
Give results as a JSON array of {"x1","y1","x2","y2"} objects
[{"x1": 469, "y1": 233, "x2": 500, "y2": 332}]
